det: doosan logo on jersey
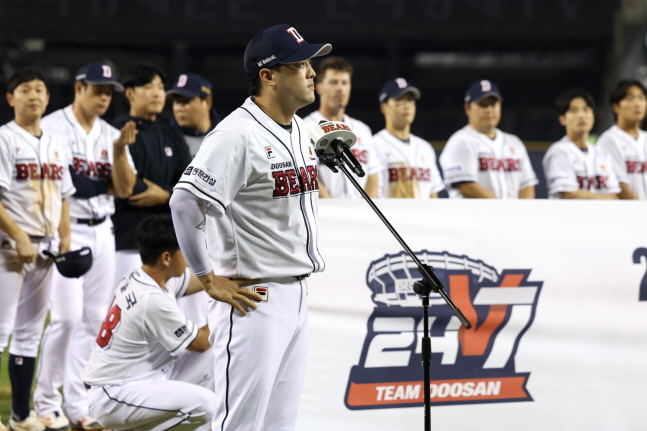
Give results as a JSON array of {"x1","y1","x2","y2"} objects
[{"x1": 626, "y1": 160, "x2": 647, "y2": 173}]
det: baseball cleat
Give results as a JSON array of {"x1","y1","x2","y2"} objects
[
  {"x1": 8, "y1": 411, "x2": 46, "y2": 431},
  {"x1": 70, "y1": 417, "x2": 103, "y2": 431},
  {"x1": 34, "y1": 411, "x2": 69, "y2": 431}
]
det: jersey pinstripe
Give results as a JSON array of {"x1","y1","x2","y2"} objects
[
  {"x1": 82, "y1": 267, "x2": 196, "y2": 386},
  {"x1": 174, "y1": 97, "x2": 324, "y2": 279},
  {"x1": 596, "y1": 125, "x2": 647, "y2": 200},
  {"x1": 373, "y1": 129, "x2": 444, "y2": 198},
  {"x1": 41, "y1": 105, "x2": 136, "y2": 219},
  {"x1": 0, "y1": 121, "x2": 75, "y2": 237},
  {"x1": 543, "y1": 136, "x2": 621, "y2": 199},
  {"x1": 303, "y1": 111, "x2": 381, "y2": 199},
  {"x1": 440, "y1": 125, "x2": 538, "y2": 199}
]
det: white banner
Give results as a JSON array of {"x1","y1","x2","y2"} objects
[{"x1": 297, "y1": 200, "x2": 647, "y2": 431}]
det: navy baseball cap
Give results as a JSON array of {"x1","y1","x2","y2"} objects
[
  {"x1": 379, "y1": 78, "x2": 421, "y2": 103},
  {"x1": 166, "y1": 73, "x2": 212, "y2": 98},
  {"x1": 464, "y1": 80, "x2": 502, "y2": 104},
  {"x1": 244, "y1": 24, "x2": 332, "y2": 80},
  {"x1": 75, "y1": 62, "x2": 124, "y2": 92}
]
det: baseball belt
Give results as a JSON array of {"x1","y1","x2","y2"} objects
[
  {"x1": 260, "y1": 273, "x2": 310, "y2": 284},
  {"x1": 73, "y1": 217, "x2": 106, "y2": 226}
]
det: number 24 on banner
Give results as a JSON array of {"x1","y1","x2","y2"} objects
[{"x1": 632, "y1": 247, "x2": 647, "y2": 301}]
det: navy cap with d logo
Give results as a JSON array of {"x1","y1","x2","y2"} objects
[
  {"x1": 166, "y1": 73, "x2": 212, "y2": 98},
  {"x1": 75, "y1": 62, "x2": 124, "y2": 92},
  {"x1": 464, "y1": 80, "x2": 502, "y2": 103},
  {"x1": 244, "y1": 24, "x2": 332, "y2": 80}
]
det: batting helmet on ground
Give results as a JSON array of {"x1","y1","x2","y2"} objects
[{"x1": 43, "y1": 247, "x2": 93, "y2": 278}]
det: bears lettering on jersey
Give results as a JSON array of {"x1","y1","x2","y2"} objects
[
  {"x1": 352, "y1": 148, "x2": 368, "y2": 164},
  {"x1": 478, "y1": 157, "x2": 521, "y2": 172},
  {"x1": 577, "y1": 175, "x2": 610, "y2": 190},
  {"x1": 73, "y1": 157, "x2": 112, "y2": 179},
  {"x1": 388, "y1": 166, "x2": 431, "y2": 183},
  {"x1": 272, "y1": 165, "x2": 319, "y2": 198},
  {"x1": 626, "y1": 160, "x2": 647, "y2": 174},
  {"x1": 16, "y1": 163, "x2": 65, "y2": 180}
]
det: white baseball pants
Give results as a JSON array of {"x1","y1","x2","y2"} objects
[
  {"x1": 34, "y1": 219, "x2": 116, "y2": 421},
  {"x1": 210, "y1": 279, "x2": 308, "y2": 431}
]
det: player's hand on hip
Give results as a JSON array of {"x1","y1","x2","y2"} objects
[
  {"x1": 128, "y1": 178, "x2": 170, "y2": 207},
  {"x1": 114, "y1": 121, "x2": 138, "y2": 147},
  {"x1": 14, "y1": 232, "x2": 35, "y2": 264},
  {"x1": 198, "y1": 272, "x2": 263, "y2": 315}
]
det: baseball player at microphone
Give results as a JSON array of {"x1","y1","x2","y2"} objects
[
  {"x1": 0, "y1": 69, "x2": 75, "y2": 431},
  {"x1": 303, "y1": 57, "x2": 380, "y2": 198},
  {"x1": 170, "y1": 24, "x2": 330, "y2": 431},
  {"x1": 33, "y1": 62, "x2": 137, "y2": 430}
]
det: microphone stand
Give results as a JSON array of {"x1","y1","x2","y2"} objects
[{"x1": 317, "y1": 140, "x2": 472, "y2": 431}]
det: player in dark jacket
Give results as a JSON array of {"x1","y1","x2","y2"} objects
[{"x1": 112, "y1": 64, "x2": 192, "y2": 285}]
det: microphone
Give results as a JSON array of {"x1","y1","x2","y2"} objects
[{"x1": 309, "y1": 120, "x2": 365, "y2": 177}]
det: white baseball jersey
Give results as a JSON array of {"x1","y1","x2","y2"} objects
[
  {"x1": 542, "y1": 136, "x2": 621, "y2": 199},
  {"x1": 372, "y1": 129, "x2": 444, "y2": 198},
  {"x1": 440, "y1": 125, "x2": 538, "y2": 199},
  {"x1": 41, "y1": 105, "x2": 135, "y2": 219},
  {"x1": 596, "y1": 125, "x2": 647, "y2": 199},
  {"x1": 174, "y1": 97, "x2": 324, "y2": 279},
  {"x1": 82, "y1": 267, "x2": 197, "y2": 386},
  {"x1": 303, "y1": 111, "x2": 381, "y2": 199},
  {"x1": 0, "y1": 121, "x2": 75, "y2": 237}
]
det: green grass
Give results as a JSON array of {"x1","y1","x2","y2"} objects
[{"x1": 1, "y1": 345, "x2": 11, "y2": 422}]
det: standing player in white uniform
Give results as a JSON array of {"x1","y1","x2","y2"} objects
[
  {"x1": 543, "y1": 89, "x2": 622, "y2": 199},
  {"x1": 33, "y1": 62, "x2": 138, "y2": 430},
  {"x1": 169, "y1": 24, "x2": 330, "y2": 431},
  {"x1": 597, "y1": 79, "x2": 647, "y2": 199},
  {"x1": 440, "y1": 80, "x2": 538, "y2": 199},
  {"x1": 0, "y1": 69, "x2": 75, "y2": 431},
  {"x1": 303, "y1": 57, "x2": 380, "y2": 198},
  {"x1": 373, "y1": 78, "x2": 444, "y2": 198},
  {"x1": 82, "y1": 215, "x2": 215, "y2": 431}
]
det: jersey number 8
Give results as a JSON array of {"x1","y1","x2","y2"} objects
[{"x1": 97, "y1": 302, "x2": 122, "y2": 348}]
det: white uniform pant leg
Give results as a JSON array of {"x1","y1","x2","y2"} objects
[
  {"x1": 87, "y1": 379, "x2": 216, "y2": 431},
  {"x1": 9, "y1": 248, "x2": 55, "y2": 357},
  {"x1": 210, "y1": 280, "x2": 308, "y2": 431},
  {"x1": 0, "y1": 249, "x2": 28, "y2": 352},
  {"x1": 65, "y1": 221, "x2": 116, "y2": 421},
  {"x1": 114, "y1": 250, "x2": 142, "y2": 289},
  {"x1": 33, "y1": 268, "x2": 83, "y2": 415}
]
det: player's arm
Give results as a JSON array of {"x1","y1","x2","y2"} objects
[
  {"x1": 0, "y1": 202, "x2": 34, "y2": 263},
  {"x1": 618, "y1": 182, "x2": 638, "y2": 200},
  {"x1": 187, "y1": 325, "x2": 211, "y2": 353},
  {"x1": 559, "y1": 190, "x2": 619, "y2": 199},
  {"x1": 110, "y1": 121, "x2": 137, "y2": 198},
  {"x1": 185, "y1": 271, "x2": 205, "y2": 296},
  {"x1": 364, "y1": 173, "x2": 378, "y2": 198},
  {"x1": 58, "y1": 198, "x2": 71, "y2": 254},
  {"x1": 518, "y1": 185, "x2": 535, "y2": 199},
  {"x1": 169, "y1": 189, "x2": 262, "y2": 315},
  {"x1": 453, "y1": 181, "x2": 497, "y2": 198},
  {"x1": 318, "y1": 179, "x2": 331, "y2": 198}
]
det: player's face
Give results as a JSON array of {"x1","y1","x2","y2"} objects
[
  {"x1": 614, "y1": 85, "x2": 647, "y2": 124},
  {"x1": 128, "y1": 75, "x2": 166, "y2": 116},
  {"x1": 77, "y1": 83, "x2": 114, "y2": 117},
  {"x1": 381, "y1": 93, "x2": 417, "y2": 128},
  {"x1": 465, "y1": 96, "x2": 501, "y2": 133},
  {"x1": 6, "y1": 79, "x2": 50, "y2": 121},
  {"x1": 316, "y1": 69, "x2": 351, "y2": 111},
  {"x1": 559, "y1": 97, "x2": 594, "y2": 135},
  {"x1": 172, "y1": 95, "x2": 210, "y2": 129},
  {"x1": 274, "y1": 59, "x2": 317, "y2": 109}
]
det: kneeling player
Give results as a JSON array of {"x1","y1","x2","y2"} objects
[{"x1": 81, "y1": 215, "x2": 215, "y2": 431}]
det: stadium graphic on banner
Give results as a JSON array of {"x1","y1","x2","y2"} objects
[{"x1": 345, "y1": 250, "x2": 543, "y2": 409}]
